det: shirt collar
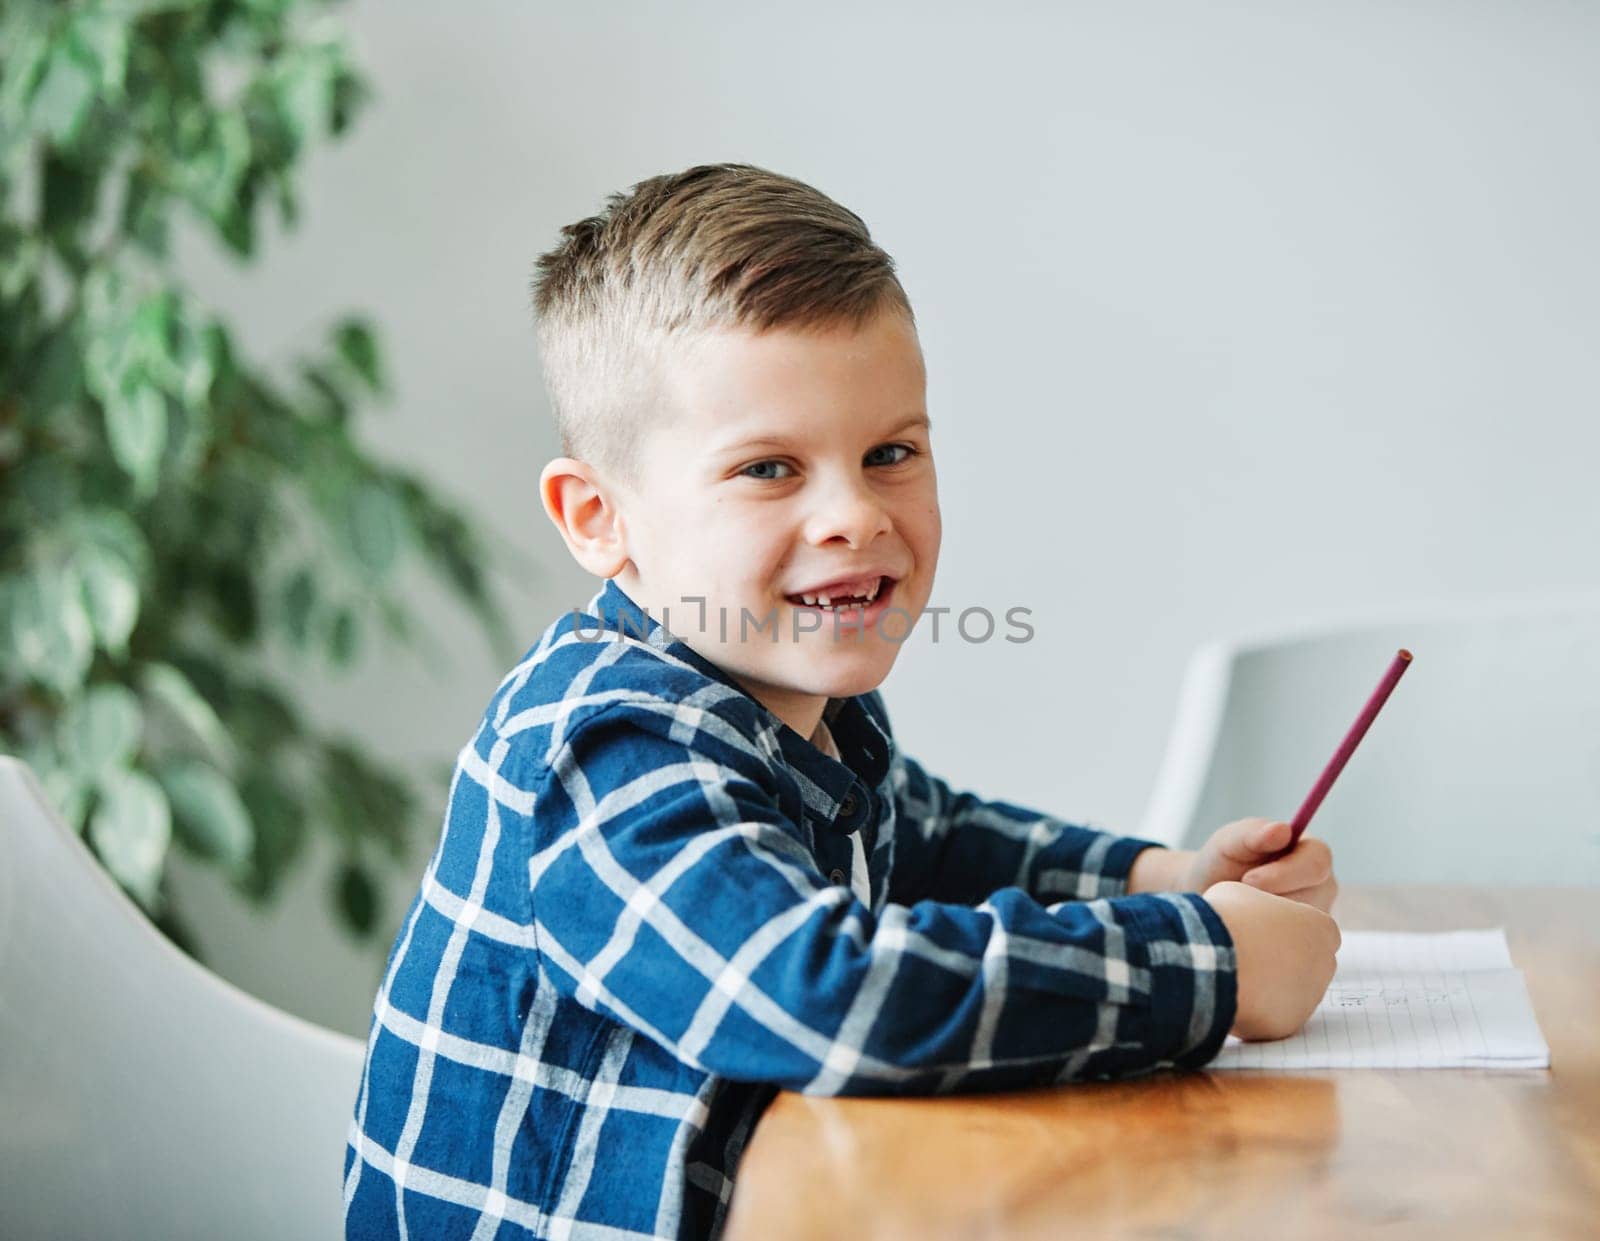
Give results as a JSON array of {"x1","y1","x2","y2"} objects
[{"x1": 582, "y1": 578, "x2": 891, "y2": 795}]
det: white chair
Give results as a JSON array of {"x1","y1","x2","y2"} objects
[
  {"x1": 1138, "y1": 597, "x2": 1600, "y2": 885},
  {"x1": 0, "y1": 756, "x2": 366, "y2": 1241}
]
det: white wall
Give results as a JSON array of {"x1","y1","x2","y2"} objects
[{"x1": 171, "y1": 0, "x2": 1600, "y2": 1036}]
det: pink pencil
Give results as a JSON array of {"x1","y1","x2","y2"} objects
[{"x1": 1284, "y1": 648, "x2": 1413, "y2": 851}]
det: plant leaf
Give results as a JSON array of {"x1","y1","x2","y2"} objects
[
  {"x1": 58, "y1": 683, "x2": 143, "y2": 780},
  {"x1": 75, "y1": 543, "x2": 141, "y2": 657},
  {"x1": 69, "y1": 506, "x2": 152, "y2": 579},
  {"x1": 37, "y1": 764, "x2": 91, "y2": 835},
  {"x1": 205, "y1": 563, "x2": 259, "y2": 642},
  {"x1": 157, "y1": 758, "x2": 254, "y2": 871},
  {"x1": 90, "y1": 767, "x2": 171, "y2": 907},
  {"x1": 41, "y1": 149, "x2": 102, "y2": 250},
  {"x1": 333, "y1": 317, "x2": 382, "y2": 392},
  {"x1": 176, "y1": 318, "x2": 217, "y2": 409},
  {"x1": 236, "y1": 767, "x2": 307, "y2": 900},
  {"x1": 67, "y1": 11, "x2": 130, "y2": 96},
  {"x1": 0, "y1": 24, "x2": 52, "y2": 140},
  {"x1": 0, "y1": 563, "x2": 95, "y2": 695},
  {"x1": 103, "y1": 383, "x2": 167, "y2": 493},
  {"x1": 343, "y1": 481, "x2": 406, "y2": 580},
  {"x1": 13, "y1": 453, "x2": 80, "y2": 522},
  {"x1": 25, "y1": 325, "x2": 83, "y2": 422},
  {"x1": 140, "y1": 662, "x2": 237, "y2": 769},
  {"x1": 320, "y1": 739, "x2": 414, "y2": 859},
  {"x1": 120, "y1": 165, "x2": 170, "y2": 258},
  {"x1": 278, "y1": 566, "x2": 317, "y2": 648},
  {"x1": 327, "y1": 606, "x2": 358, "y2": 666},
  {"x1": 30, "y1": 44, "x2": 96, "y2": 146},
  {"x1": 275, "y1": 49, "x2": 333, "y2": 149},
  {"x1": 333, "y1": 860, "x2": 378, "y2": 936},
  {"x1": 198, "y1": 108, "x2": 252, "y2": 218}
]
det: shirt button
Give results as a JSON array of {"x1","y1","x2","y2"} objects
[
  {"x1": 840, "y1": 794, "x2": 856, "y2": 817},
  {"x1": 829, "y1": 868, "x2": 847, "y2": 885}
]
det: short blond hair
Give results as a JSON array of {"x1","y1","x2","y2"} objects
[{"x1": 529, "y1": 163, "x2": 914, "y2": 483}]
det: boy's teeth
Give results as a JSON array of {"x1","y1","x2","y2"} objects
[{"x1": 793, "y1": 577, "x2": 884, "y2": 610}]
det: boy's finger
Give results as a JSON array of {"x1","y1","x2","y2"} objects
[
  {"x1": 1270, "y1": 878, "x2": 1339, "y2": 914},
  {"x1": 1239, "y1": 862, "x2": 1292, "y2": 890},
  {"x1": 1218, "y1": 818, "x2": 1286, "y2": 860},
  {"x1": 1240, "y1": 838, "x2": 1332, "y2": 890},
  {"x1": 1245, "y1": 819, "x2": 1291, "y2": 856}
]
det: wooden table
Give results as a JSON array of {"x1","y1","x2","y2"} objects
[{"x1": 722, "y1": 888, "x2": 1599, "y2": 1240}]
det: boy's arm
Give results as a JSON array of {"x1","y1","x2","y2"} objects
[
  {"x1": 522, "y1": 700, "x2": 1237, "y2": 1096},
  {"x1": 885, "y1": 750, "x2": 1185, "y2": 907}
]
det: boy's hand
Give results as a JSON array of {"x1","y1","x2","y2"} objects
[
  {"x1": 1204, "y1": 880, "x2": 1341, "y2": 1041},
  {"x1": 1183, "y1": 817, "x2": 1338, "y2": 913}
]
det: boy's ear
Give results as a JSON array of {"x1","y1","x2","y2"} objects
[{"x1": 538, "y1": 457, "x2": 630, "y2": 579}]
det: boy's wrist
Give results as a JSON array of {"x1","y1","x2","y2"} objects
[{"x1": 1127, "y1": 845, "x2": 1197, "y2": 894}]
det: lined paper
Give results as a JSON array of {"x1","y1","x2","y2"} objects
[{"x1": 1211, "y1": 929, "x2": 1550, "y2": 1070}]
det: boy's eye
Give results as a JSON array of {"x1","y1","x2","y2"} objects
[
  {"x1": 738, "y1": 444, "x2": 918, "y2": 481},
  {"x1": 865, "y1": 443, "x2": 917, "y2": 467},
  {"x1": 740, "y1": 459, "x2": 794, "y2": 480}
]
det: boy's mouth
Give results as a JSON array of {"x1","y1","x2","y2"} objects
[{"x1": 784, "y1": 574, "x2": 894, "y2": 613}]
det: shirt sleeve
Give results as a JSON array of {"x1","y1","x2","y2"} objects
[
  {"x1": 885, "y1": 750, "x2": 1167, "y2": 908},
  {"x1": 525, "y1": 700, "x2": 1236, "y2": 1098}
]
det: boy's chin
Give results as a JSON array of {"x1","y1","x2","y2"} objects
[
  {"x1": 787, "y1": 653, "x2": 897, "y2": 699},
  {"x1": 724, "y1": 641, "x2": 900, "y2": 702}
]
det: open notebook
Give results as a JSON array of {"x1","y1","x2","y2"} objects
[{"x1": 1211, "y1": 929, "x2": 1550, "y2": 1070}]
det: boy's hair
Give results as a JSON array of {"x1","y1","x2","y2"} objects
[{"x1": 529, "y1": 162, "x2": 915, "y2": 484}]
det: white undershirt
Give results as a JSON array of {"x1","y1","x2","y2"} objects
[{"x1": 809, "y1": 717, "x2": 873, "y2": 908}]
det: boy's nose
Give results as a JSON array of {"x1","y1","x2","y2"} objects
[{"x1": 803, "y1": 474, "x2": 893, "y2": 548}]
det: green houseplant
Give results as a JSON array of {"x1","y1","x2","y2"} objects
[{"x1": 1, "y1": 0, "x2": 514, "y2": 948}]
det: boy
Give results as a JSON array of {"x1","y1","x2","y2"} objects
[{"x1": 343, "y1": 163, "x2": 1339, "y2": 1241}]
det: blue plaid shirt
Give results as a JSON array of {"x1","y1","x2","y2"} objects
[{"x1": 344, "y1": 578, "x2": 1237, "y2": 1240}]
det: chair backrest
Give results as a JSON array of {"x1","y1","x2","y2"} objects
[
  {"x1": 0, "y1": 756, "x2": 366, "y2": 1241},
  {"x1": 1137, "y1": 598, "x2": 1600, "y2": 885}
]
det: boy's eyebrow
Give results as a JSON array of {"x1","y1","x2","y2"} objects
[{"x1": 712, "y1": 413, "x2": 932, "y2": 455}]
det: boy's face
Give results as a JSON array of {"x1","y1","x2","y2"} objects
[{"x1": 612, "y1": 305, "x2": 940, "y2": 738}]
